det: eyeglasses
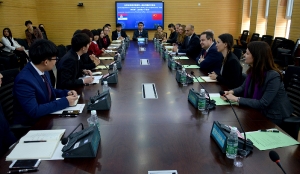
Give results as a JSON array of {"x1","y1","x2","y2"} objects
[{"x1": 51, "y1": 57, "x2": 59, "y2": 61}]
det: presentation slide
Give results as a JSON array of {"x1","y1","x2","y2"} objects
[{"x1": 115, "y1": 1, "x2": 164, "y2": 30}]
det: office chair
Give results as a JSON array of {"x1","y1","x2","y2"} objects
[
  {"x1": 14, "y1": 38, "x2": 29, "y2": 50},
  {"x1": 0, "y1": 69, "x2": 30, "y2": 139},
  {"x1": 57, "y1": 45, "x2": 67, "y2": 59},
  {"x1": 282, "y1": 65, "x2": 300, "y2": 140},
  {"x1": 278, "y1": 39, "x2": 300, "y2": 67},
  {"x1": 261, "y1": 35, "x2": 273, "y2": 46},
  {"x1": 273, "y1": 39, "x2": 295, "y2": 68},
  {"x1": 233, "y1": 30, "x2": 249, "y2": 48}
]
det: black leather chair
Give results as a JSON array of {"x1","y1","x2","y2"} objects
[
  {"x1": 0, "y1": 69, "x2": 30, "y2": 139},
  {"x1": 57, "y1": 45, "x2": 67, "y2": 59},
  {"x1": 273, "y1": 39, "x2": 295, "y2": 68},
  {"x1": 261, "y1": 35, "x2": 273, "y2": 46},
  {"x1": 282, "y1": 66, "x2": 300, "y2": 140},
  {"x1": 279, "y1": 39, "x2": 300, "y2": 67},
  {"x1": 14, "y1": 38, "x2": 29, "y2": 50},
  {"x1": 233, "y1": 30, "x2": 249, "y2": 48},
  {"x1": 233, "y1": 32, "x2": 258, "y2": 55}
]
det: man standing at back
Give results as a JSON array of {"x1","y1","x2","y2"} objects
[
  {"x1": 56, "y1": 33, "x2": 95, "y2": 90},
  {"x1": 172, "y1": 24, "x2": 201, "y2": 60},
  {"x1": 13, "y1": 39, "x2": 78, "y2": 126},
  {"x1": 132, "y1": 22, "x2": 148, "y2": 41},
  {"x1": 197, "y1": 31, "x2": 223, "y2": 74}
]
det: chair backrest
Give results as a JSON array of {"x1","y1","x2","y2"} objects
[
  {"x1": 271, "y1": 37, "x2": 286, "y2": 57},
  {"x1": 261, "y1": 35, "x2": 273, "y2": 46},
  {"x1": 57, "y1": 45, "x2": 67, "y2": 59},
  {"x1": 250, "y1": 33, "x2": 260, "y2": 42},
  {"x1": 284, "y1": 66, "x2": 300, "y2": 117},
  {"x1": 291, "y1": 39, "x2": 300, "y2": 57},
  {"x1": 240, "y1": 30, "x2": 249, "y2": 42},
  {"x1": 0, "y1": 68, "x2": 19, "y2": 124},
  {"x1": 14, "y1": 38, "x2": 29, "y2": 50}
]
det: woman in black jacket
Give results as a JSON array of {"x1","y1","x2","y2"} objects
[{"x1": 208, "y1": 33, "x2": 243, "y2": 89}]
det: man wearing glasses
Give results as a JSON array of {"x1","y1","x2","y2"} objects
[{"x1": 13, "y1": 39, "x2": 78, "y2": 126}]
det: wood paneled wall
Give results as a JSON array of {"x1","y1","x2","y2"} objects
[
  {"x1": 266, "y1": 0, "x2": 278, "y2": 36},
  {"x1": 289, "y1": 0, "x2": 300, "y2": 41},
  {"x1": 0, "y1": 0, "x2": 39, "y2": 39},
  {"x1": 241, "y1": 0, "x2": 251, "y2": 33},
  {"x1": 0, "y1": 0, "x2": 242, "y2": 45}
]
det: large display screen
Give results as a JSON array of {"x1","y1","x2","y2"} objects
[{"x1": 115, "y1": 1, "x2": 164, "y2": 30}]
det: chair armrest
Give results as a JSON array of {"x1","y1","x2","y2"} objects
[{"x1": 284, "y1": 117, "x2": 300, "y2": 123}]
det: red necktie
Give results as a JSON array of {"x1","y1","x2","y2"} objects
[
  {"x1": 41, "y1": 75, "x2": 52, "y2": 101},
  {"x1": 203, "y1": 51, "x2": 207, "y2": 58}
]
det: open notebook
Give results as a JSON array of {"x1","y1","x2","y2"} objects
[{"x1": 6, "y1": 129, "x2": 65, "y2": 161}]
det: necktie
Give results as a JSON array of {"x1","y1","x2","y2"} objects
[
  {"x1": 41, "y1": 75, "x2": 52, "y2": 101},
  {"x1": 203, "y1": 51, "x2": 207, "y2": 58}
]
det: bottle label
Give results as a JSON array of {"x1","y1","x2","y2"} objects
[
  {"x1": 171, "y1": 61, "x2": 176, "y2": 69},
  {"x1": 181, "y1": 75, "x2": 186, "y2": 83},
  {"x1": 198, "y1": 99, "x2": 206, "y2": 109},
  {"x1": 226, "y1": 144, "x2": 237, "y2": 155}
]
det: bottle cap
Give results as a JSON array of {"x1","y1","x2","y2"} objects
[
  {"x1": 91, "y1": 110, "x2": 96, "y2": 115},
  {"x1": 200, "y1": 89, "x2": 205, "y2": 93},
  {"x1": 104, "y1": 81, "x2": 108, "y2": 85},
  {"x1": 182, "y1": 68, "x2": 185, "y2": 71},
  {"x1": 231, "y1": 127, "x2": 237, "y2": 131}
]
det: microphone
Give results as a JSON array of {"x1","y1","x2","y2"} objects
[
  {"x1": 190, "y1": 71, "x2": 216, "y2": 110},
  {"x1": 269, "y1": 150, "x2": 287, "y2": 174},
  {"x1": 61, "y1": 123, "x2": 84, "y2": 145},
  {"x1": 219, "y1": 91, "x2": 250, "y2": 156}
]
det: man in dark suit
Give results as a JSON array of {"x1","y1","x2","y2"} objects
[
  {"x1": 162, "y1": 23, "x2": 177, "y2": 44},
  {"x1": 132, "y1": 22, "x2": 148, "y2": 41},
  {"x1": 13, "y1": 39, "x2": 78, "y2": 126},
  {"x1": 172, "y1": 24, "x2": 201, "y2": 60},
  {"x1": 112, "y1": 23, "x2": 128, "y2": 40},
  {"x1": 56, "y1": 33, "x2": 95, "y2": 90},
  {"x1": 0, "y1": 72, "x2": 17, "y2": 156},
  {"x1": 197, "y1": 31, "x2": 223, "y2": 74}
]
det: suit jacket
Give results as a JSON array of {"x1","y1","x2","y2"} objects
[
  {"x1": 132, "y1": 30, "x2": 148, "y2": 41},
  {"x1": 80, "y1": 53, "x2": 96, "y2": 70},
  {"x1": 13, "y1": 63, "x2": 69, "y2": 126},
  {"x1": 216, "y1": 52, "x2": 243, "y2": 89},
  {"x1": 197, "y1": 42, "x2": 223, "y2": 74},
  {"x1": 56, "y1": 49, "x2": 85, "y2": 90},
  {"x1": 233, "y1": 70, "x2": 293, "y2": 121},
  {"x1": 112, "y1": 30, "x2": 128, "y2": 40},
  {"x1": 98, "y1": 35, "x2": 111, "y2": 49},
  {"x1": 166, "y1": 31, "x2": 178, "y2": 44},
  {"x1": 178, "y1": 33, "x2": 201, "y2": 60},
  {"x1": 0, "y1": 105, "x2": 17, "y2": 156}
]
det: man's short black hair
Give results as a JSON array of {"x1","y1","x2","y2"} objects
[
  {"x1": 200, "y1": 31, "x2": 214, "y2": 40},
  {"x1": 91, "y1": 29, "x2": 99, "y2": 36},
  {"x1": 104, "y1": 24, "x2": 111, "y2": 28},
  {"x1": 25, "y1": 20, "x2": 32, "y2": 26},
  {"x1": 71, "y1": 33, "x2": 90, "y2": 52},
  {"x1": 81, "y1": 29, "x2": 93, "y2": 38},
  {"x1": 138, "y1": 22, "x2": 144, "y2": 26},
  {"x1": 168, "y1": 23, "x2": 175, "y2": 29},
  {"x1": 116, "y1": 23, "x2": 122, "y2": 28},
  {"x1": 29, "y1": 39, "x2": 58, "y2": 65}
]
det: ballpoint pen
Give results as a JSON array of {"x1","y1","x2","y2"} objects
[{"x1": 7, "y1": 168, "x2": 38, "y2": 173}]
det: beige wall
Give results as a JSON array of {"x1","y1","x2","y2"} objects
[
  {"x1": 289, "y1": 0, "x2": 300, "y2": 41},
  {"x1": 1, "y1": 0, "x2": 242, "y2": 45}
]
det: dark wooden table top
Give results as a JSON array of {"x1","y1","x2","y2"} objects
[{"x1": 1, "y1": 41, "x2": 299, "y2": 174}]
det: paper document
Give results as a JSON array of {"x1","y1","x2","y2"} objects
[
  {"x1": 105, "y1": 50, "x2": 115, "y2": 53},
  {"x1": 92, "y1": 72, "x2": 102, "y2": 76},
  {"x1": 164, "y1": 46, "x2": 173, "y2": 50},
  {"x1": 246, "y1": 130, "x2": 299, "y2": 150},
  {"x1": 6, "y1": 129, "x2": 65, "y2": 161},
  {"x1": 200, "y1": 76, "x2": 217, "y2": 82},
  {"x1": 95, "y1": 65, "x2": 108, "y2": 70},
  {"x1": 79, "y1": 75, "x2": 102, "y2": 84},
  {"x1": 50, "y1": 104, "x2": 85, "y2": 114},
  {"x1": 148, "y1": 170, "x2": 178, "y2": 174},
  {"x1": 99, "y1": 57, "x2": 114, "y2": 60},
  {"x1": 193, "y1": 77, "x2": 205, "y2": 82},
  {"x1": 112, "y1": 40, "x2": 121, "y2": 43},
  {"x1": 182, "y1": 65, "x2": 200, "y2": 69},
  {"x1": 169, "y1": 51, "x2": 186, "y2": 56},
  {"x1": 209, "y1": 93, "x2": 238, "y2": 105},
  {"x1": 173, "y1": 56, "x2": 189, "y2": 60}
]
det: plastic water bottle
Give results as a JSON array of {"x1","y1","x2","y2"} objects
[
  {"x1": 181, "y1": 68, "x2": 187, "y2": 86},
  {"x1": 198, "y1": 89, "x2": 206, "y2": 111},
  {"x1": 88, "y1": 110, "x2": 100, "y2": 132},
  {"x1": 103, "y1": 81, "x2": 109, "y2": 92},
  {"x1": 170, "y1": 57, "x2": 176, "y2": 70},
  {"x1": 113, "y1": 63, "x2": 118, "y2": 73},
  {"x1": 226, "y1": 127, "x2": 238, "y2": 159}
]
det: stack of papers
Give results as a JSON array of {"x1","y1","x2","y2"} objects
[
  {"x1": 173, "y1": 56, "x2": 189, "y2": 60},
  {"x1": 51, "y1": 104, "x2": 85, "y2": 114},
  {"x1": 200, "y1": 76, "x2": 217, "y2": 82},
  {"x1": 182, "y1": 65, "x2": 200, "y2": 69},
  {"x1": 99, "y1": 57, "x2": 114, "y2": 60},
  {"x1": 209, "y1": 93, "x2": 238, "y2": 105},
  {"x1": 6, "y1": 129, "x2": 65, "y2": 160},
  {"x1": 79, "y1": 75, "x2": 103, "y2": 84},
  {"x1": 95, "y1": 65, "x2": 108, "y2": 70}
]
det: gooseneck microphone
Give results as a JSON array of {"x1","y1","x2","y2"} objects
[
  {"x1": 190, "y1": 71, "x2": 216, "y2": 110},
  {"x1": 61, "y1": 123, "x2": 84, "y2": 145},
  {"x1": 219, "y1": 91, "x2": 249, "y2": 155},
  {"x1": 269, "y1": 150, "x2": 287, "y2": 174}
]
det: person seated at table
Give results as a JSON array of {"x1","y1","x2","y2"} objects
[
  {"x1": 2, "y1": 28, "x2": 28, "y2": 68},
  {"x1": 208, "y1": 33, "x2": 243, "y2": 89},
  {"x1": 175, "y1": 24, "x2": 186, "y2": 49},
  {"x1": 175, "y1": 23, "x2": 181, "y2": 33},
  {"x1": 97, "y1": 29, "x2": 105, "y2": 50},
  {"x1": 162, "y1": 23, "x2": 177, "y2": 44},
  {"x1": 221, "y1": 41, "x2": 293, "y2": 126},
  {"x1": 153, "y1": 25, "x2": 166, "y2": 40},
  {"x1": 112, "y1": 23, "x2": 128, "y2": 40},
  {"x1": 172, "y1": 24, "x2": 201, "y2": 60},
  {"x1": 0, "y1": 72, "x2": 17, "y2": 156},
  {"x1": 98, "y1": 26, "x2": 111, "y2": 49},
  {"x1": 0, "y1": 41, "x2": 17, "y2": 70},
  {"x1": 91, "y1": 29, "x2": 99, "y2": 43},
  {"x1": 81, "y1": 29, "x2": 104, "y2": 57},
  {"x1": 197, "y1": 31, "x2": 223, "y2": 74},
  {"x1": 24, "y1": 20, "x2": 43, "y2": 47},
  {"x1": 13, "y1": 39, "x2": 78, "y2": 126},
  {"x1": 132, "y1": 22, "x2": 148, "y2": 41},
  {"x1": 57, "y1": 33, "x2": 95, "y2": 89},
  {"x1": 104, "y1": 24, "x2": 112, "y2": 33}
]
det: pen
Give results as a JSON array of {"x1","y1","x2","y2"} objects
[
  {"x1": 59, "y1": 115, "x2": 78, "y2": 117},
  {"x1": 8, "y1": 168, "x2": 38, "y2": 173},
  {"x1": 260, "y1": 129, "x2": 279, "y2": 133},
  {"x1": 24, "y1": 140, "x2": 47, "y2": 143}
]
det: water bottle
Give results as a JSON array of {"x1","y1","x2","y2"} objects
[
  {"x1": 198, "y1": 89, "x2": 206, "y2": 111},
  {"x1": 87, "y1": 110, "x2": 100, "y2": 132},
  {"x1": 113, "y1": 63, "x2": 118, "y2": 73},
  {"x1": 170, "y1": 57, "x2": 176, "y2": 70},
  {"x1": 181, "y1": 68, "x2": 187, "y2": 86},
  {"x1": 226, "y1": 127, "x2": 238, "y2": 159},
  {"x1": 103, "y1": 81, "x2": 109, "y2": 92}
]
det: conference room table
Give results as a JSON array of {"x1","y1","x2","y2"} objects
[{"x1": 1, "y1": 41, "x2": 300, "y2": 174}]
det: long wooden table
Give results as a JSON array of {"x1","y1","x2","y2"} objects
[{"x1": 1, "y1": 41, "x2": 300, "y2": 174}]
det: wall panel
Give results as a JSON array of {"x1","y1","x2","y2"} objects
[{"x1": 289, "y1": 0, "x2": 300, "y2": 41}]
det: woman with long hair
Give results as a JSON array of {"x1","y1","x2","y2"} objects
[
  {"x1": 1, "y1": 28, "x2": 28, "y2": 68},
  {"x1": 222, "y1": 41, "x2": 293, "y2": 126},
  {"x1": 176, "y1": 24, "x2": 186, "y2": 48},
  {"x1": 208, "y1": 33, "x2": 243, "y2": 89}
]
